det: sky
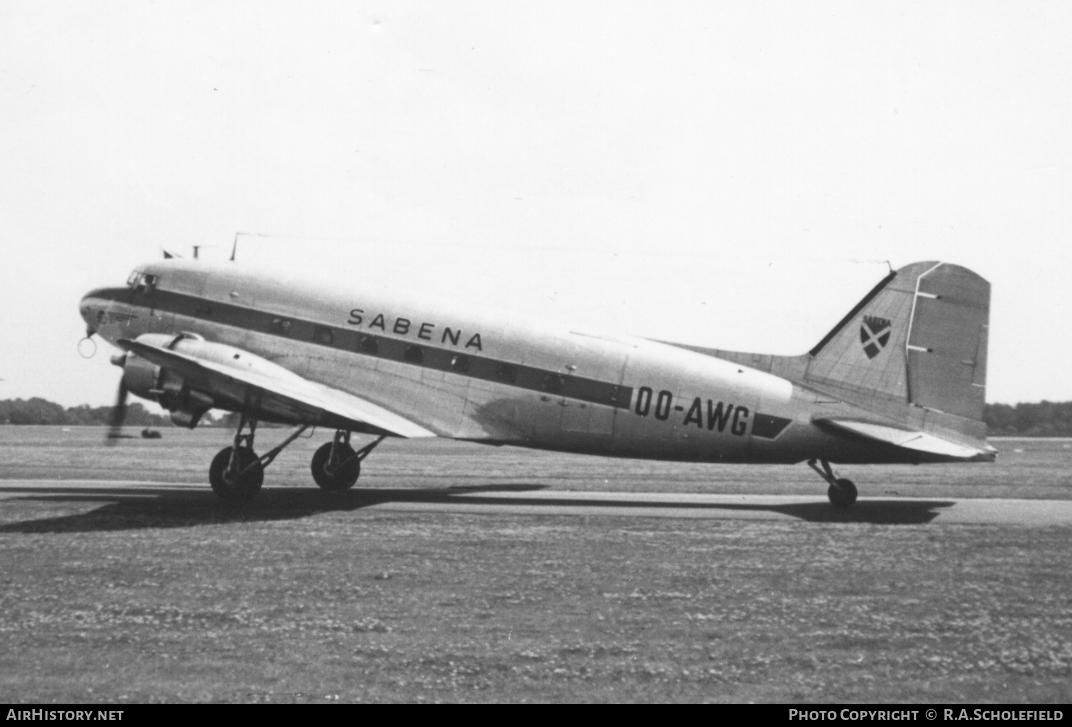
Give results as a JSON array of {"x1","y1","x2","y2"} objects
[{"x1": 1, "y1": 1, "x2": 1070, "y2": 407}]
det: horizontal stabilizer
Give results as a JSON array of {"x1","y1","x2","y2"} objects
[{"x1": 815, "y1": 417, "x2": 996, "y2": 462}]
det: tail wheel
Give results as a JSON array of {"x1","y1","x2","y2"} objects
[
  {"x1": 827, "y1": 478, "x2": 858, "y2": 508},
  {"x1": 311, "y1": 441, "x2": 360, "y2": 491},
  {"x1": 209, "y1": 446, "x2": 264, "y2": 501}
]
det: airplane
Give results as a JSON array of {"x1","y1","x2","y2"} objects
[{"x1": 78, "y1": 258, "x2": 995, "y2": 506}]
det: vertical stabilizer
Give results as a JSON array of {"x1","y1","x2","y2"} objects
[{"x1": 805, "y1": 262, "x2": 989, "y2": 423}]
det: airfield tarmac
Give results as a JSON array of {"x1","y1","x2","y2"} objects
[
  {"x1": 1, "y1": 427, "x2": 1070, "y2": 703},
  {"x1": 3, "y1": 479, "x2": 1072, "y2": 528}
]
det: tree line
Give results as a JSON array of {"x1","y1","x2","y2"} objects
[
  {"x1": 984, "y1": 401, "x2": 1072, "y2": 437},
  {"x1": 0, "y1": 398, "x2": 173, "y2": 426},
  {"x1": 1, "y1": 396, "x2": 1071, "y2": 436}
]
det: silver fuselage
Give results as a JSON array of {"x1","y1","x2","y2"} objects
[{"x1": 80, "y1": 260, "x2": 957, "y2": 464}]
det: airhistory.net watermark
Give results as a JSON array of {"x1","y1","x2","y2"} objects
[{"x1": 5, "y1": 711, "x2": 123, "y2": 721}]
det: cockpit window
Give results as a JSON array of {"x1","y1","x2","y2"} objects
[{"x1": 127, "y1": 272, "x2": 160, "y2": 291}]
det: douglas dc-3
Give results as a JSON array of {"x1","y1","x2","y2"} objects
[{"x1": 79, "y1": 258, "x2": 994, "y2": 506}]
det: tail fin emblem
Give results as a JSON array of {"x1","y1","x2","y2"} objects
[{"x1": 860, "y1": 316, "x2": 892, "y2": 359}]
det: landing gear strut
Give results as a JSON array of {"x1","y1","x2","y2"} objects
[
  {"x1": 807, "y1": 458, "x2": 858, "y2": 508},
  {"x1": 208, "y1": 413, "x2": 309, "y2": 501},
  {"x1": 311, "y1": 432, "x2": 385, "y2": 491},
  {"x1": 207, "y1": 415, "x2": 387, "y2": 501}
]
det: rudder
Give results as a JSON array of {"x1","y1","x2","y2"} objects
[{"x1": 903, "y1": 263, "x2": 989, "y2": 421}]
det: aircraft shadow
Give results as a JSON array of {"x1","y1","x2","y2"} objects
[{"x1": 0, "y1": 483, "x2": 955, "y2": 533}]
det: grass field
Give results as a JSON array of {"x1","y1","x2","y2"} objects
[{"x1": 0, "y1": 427, "x2": 1070, "y2": 703}]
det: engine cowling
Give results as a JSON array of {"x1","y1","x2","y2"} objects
[
  {"x1": 112, "y1": 349, "x2": 161, "y2": 400},
  {"x1": 112, "y1": 333, "x2": 215, "y2": 428}
]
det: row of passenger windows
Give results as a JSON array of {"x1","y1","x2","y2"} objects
[
  {"x1": 308, "y1": 324, "x2": 573, "y2": 390},
  {"x1": 127, "y1": 290, "x2": 579, "y2": 394},
  {"x1": 271, "y1": 319, "x2": 569, "y2": 392},
  {"x1": 305, "y1": 323, "x2": 480, "y2": 374}
]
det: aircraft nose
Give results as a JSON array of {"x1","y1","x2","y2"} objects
[{"x1": 80, "y1": 290, "x2": 104, "y2": 334}]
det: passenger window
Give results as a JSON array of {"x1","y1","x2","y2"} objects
[
  {"x1": 314, "y1": 327, "x2": 334, "y2": 345},
  {"x1": 272, "y1": 318, "x2": 292, "y2": 334},
  {"x1": 450, "y1": 355, "x2": 470, "y2": 373},
  {"x1": 404, "y1": 345, "x2": 424, "y2": 364},
  {"x1": 543, "y1": 373, "x2": 565, "y2": 394},
  {"x1": 359, "y1": 336, "x2": 379, "y2": 354},
  {"x1": 496, "y1": 363, "x2": 517, "y2": 384}
]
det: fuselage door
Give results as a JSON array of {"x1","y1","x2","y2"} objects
[{"x1": 560, "y1": 370, "x2": 616, "y2": 436}]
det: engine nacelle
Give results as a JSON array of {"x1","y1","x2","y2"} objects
[
  {"x1": 115, "y1": 332, "x2": 307, "y2": 429},
  {"x1": 115, "y1": 350, "x2": 162, "y2": 401},
  {"x1": 113, "y1": 333, "x2": 216, "y2": 429}
]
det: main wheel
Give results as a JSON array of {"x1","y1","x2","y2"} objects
[
  {"x1": 311, "y1": 441, "x2": 360, "y2": 491},
  {"x1": 827, "y1": 478, "x2": 858, "y2": 508},
  {"x1": 209, "y1": 446, "x2": 264, "y2": 501}
]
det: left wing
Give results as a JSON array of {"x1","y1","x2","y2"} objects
[{"x1": 118, "y1": 336, "x2": 437, "y2": 437}]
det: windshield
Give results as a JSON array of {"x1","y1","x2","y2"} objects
[{"x1": 126, "y1": 271, "x2": 160, "y2": 290}]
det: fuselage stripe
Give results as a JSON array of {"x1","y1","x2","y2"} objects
[{"x1": 89, "y1": 287, "x2": 634, "y2": 410}]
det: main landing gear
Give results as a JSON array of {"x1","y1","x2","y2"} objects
[
  {"x1": 310, "y1": 431, "x2": 385, "y2": 492},
  {"x1": 807, "y1": 458, "x2": 858, "y2": 508},
  {"x1": 208, "y1": 413, "x2": 384, "y2": 501}
]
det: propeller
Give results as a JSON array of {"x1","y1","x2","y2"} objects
[{"x1": 106, "y1": 353, "x2": 129, "y2": 444}]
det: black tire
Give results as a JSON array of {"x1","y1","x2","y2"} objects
[
  {"x1": 827, "y1": 478, "x2": 858, "y2": 508},
  {"x1": 311, "y1": 441, "x2": 360, "y2": 491},
  {"x1": 209, "y1": 446, "x2": 264, "y2": 501}
]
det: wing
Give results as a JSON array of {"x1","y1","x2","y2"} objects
[
  {"x1": 118, "y1": 337, "x2": 437, "y2": 438},
  {"x1": 814, "y1": 417, "x2": 996, "y2": 462}
]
